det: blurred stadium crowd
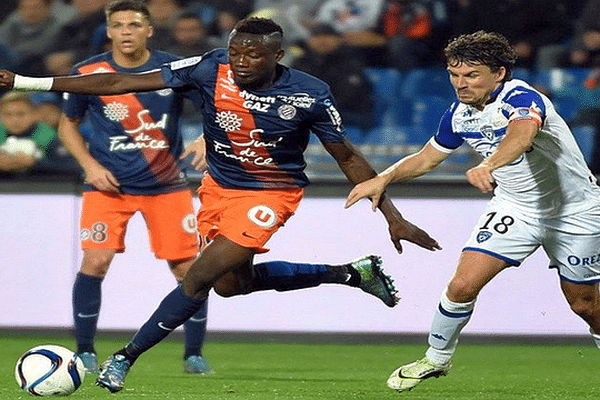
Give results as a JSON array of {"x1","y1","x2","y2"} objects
[{"x1": 1, "y1": 0, "x2": 600, "y2": 181}]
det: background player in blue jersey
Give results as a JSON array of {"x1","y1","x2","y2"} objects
[
  {"x1": 58, "y1": 0, "x2": 211, "y2": 375},
  {"x1": 346, "y1": 31, "x2": 600, "y2": 392},
  {"x1": 0, "y1": 17, "x2": 441, "y2": 393}
]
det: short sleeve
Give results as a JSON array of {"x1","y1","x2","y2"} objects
[
  {"x1": 433, "y1": 102, "x2": 463, "y2": 151},
  {"x1": 502, "y1": 86, "x2": 545, "y2": 126},
  {"x1": 309, "y1": 96, "x2": 347, "y2": 143}
]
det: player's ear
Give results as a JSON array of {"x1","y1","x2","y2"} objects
[
  {"x1": 497, "y1": 66, "x2": 506, "y2": 82},
  {"x1": 147, "y1": 25, "x2": 154, "y2": 39},
  {"x1": 275, "y1": 49, "x2": 284, "y2": 62},
  {"x1": 106, "y1": 26, "x2": 112, "y2": 40}
]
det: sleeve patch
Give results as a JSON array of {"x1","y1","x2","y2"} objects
[
  {"x1": 169, "y1": 56, "x2": 202, "y2": 71},
  {"x1": 508, "y1": 107, "x2": 542, "y2": 125}
]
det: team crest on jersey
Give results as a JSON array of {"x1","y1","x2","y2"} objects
[
  {"x1": 247, "y1": 205, "x2": 277, "y2": 228},
  {"x1": 477, "y1": 231, "x2": 492, "y2": 243},
  {"x1": 277, "y1": 104, "x2": 296, "y2": 120},
  {"x1": 481, "y1": 125, "x2": 495, "y2": 140},
  {"x1": 215, "y1": 110, "x2": 243, "y2": 132}
]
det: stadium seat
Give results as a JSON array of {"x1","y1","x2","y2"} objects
[
  {"x1": 365, "y1": 125, "x2": 408, "y2": 145},
  {"x1": 409, "y1": 95, "x2": 449, "y2": 136},
  {"x1": 344, "y1": 125, "x2": 368, "y2": 144},
  {"x1": 363, "y1": 67, "x2": 407, "y2": 127},
  {"x1": 533, "y1": 68, "x2": 590, "y2": 94},
  {"x1": 403, "y1": 125, "x2": 433, "y2": 147},
  {"x1": 399, "y1": 68, "x2": 455, "y2": 102},
  {"x1": 512, "y1": 67, "x2": 532, "y2": 82},
  {"x1": 532, "y1": 68, "x2": 600, "y2": 123}
]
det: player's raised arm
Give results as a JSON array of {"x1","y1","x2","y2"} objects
[
  {"x1": 0, "y1": 69, "x2": 166, "y2": 95},
  {"x1": 324, "y1": 140, "x2": 441, "y2": 253}
]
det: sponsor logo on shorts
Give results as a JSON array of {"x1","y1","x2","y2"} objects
[
  {"x1": 181, "y1": 213, "x2": 198, "y2": 234},
  {"x1": 567, "y1": 253, "x2": 600, "y2": 266},
  {"x1": 247, "y1": 205, "x2": 277, "y2": 228},
  {"x1": 476, "y1": 231, "x2": 492, "y2": 243}
]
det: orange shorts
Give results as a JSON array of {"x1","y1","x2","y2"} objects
[
  {"x1": 196, "y1": 173, "x2": 304, "y2": 253},
  {"x1": 80, "y1": 190, "x2": 199, "y2": 260}
]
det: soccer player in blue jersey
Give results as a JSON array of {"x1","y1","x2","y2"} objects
[
  {"x1": 0, "y1": 17, "x2": 441, "y2": 393},
  {"x1": 346, "y1": 31, "x2": 600, "y2": 392},
  {"x1": 58, "y1": 0, "x2": 212, "y2": 375}
]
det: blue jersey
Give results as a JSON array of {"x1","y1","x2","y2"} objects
[
  {"x1": 160, "y1": 49, "x2": 346, "y2": 190},
  {"x1": 63, "y1": 50, "x2": 193, "y2": 194}
]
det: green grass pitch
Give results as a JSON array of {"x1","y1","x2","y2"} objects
[{"x1": 2, "y1": 332, "x2": 598, "y2": 399}]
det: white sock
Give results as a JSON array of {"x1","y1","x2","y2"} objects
[
  {"x1": 425, "y1": 289, "x2": 476, "y2": 366},
  {"x1": 591, "y1": 329, "x2": 600, "y2": 349}
]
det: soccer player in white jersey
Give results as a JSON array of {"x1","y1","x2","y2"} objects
[{"x1": 346, "y1": 30, "x2": 600, "y2": 392}]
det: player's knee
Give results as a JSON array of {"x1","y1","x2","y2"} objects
[
  {"x1": 569, "y1": 296, "x2": 600, "y2": 320},
  {"x1": 80, "y1": 253, "x2": 112, "y2": 277},
  {"x1": 447, "y1": 278, "x2": 479, "y2": 303},
  {"x1": 213, "y1": 281, "x2": 241, "y2": 297},
  {"x1": 213, "y1": 273, "x2": 251, "y2": 297}
]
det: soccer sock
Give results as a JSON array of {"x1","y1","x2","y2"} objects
[
  {"x1": 590, "y1": 328, "x2": 600, "y2": 349},
  {"x1": 251, "y1": 260, "x2": 358, "y2": 292},
  {"x1": 72, "y1": 272, "x2": 103, "y2": 354},
  {"x1": 124, "y1": 285, "x2": 207, "y2": 361},
  {"x1": 183, "y1": 298, "x2": 209, "y2": 359},
  {"x1": 425, "y1": 289, "x2": 476, "y2": 366}
]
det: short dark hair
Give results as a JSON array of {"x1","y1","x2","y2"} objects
[
  {"x1": 233, "y1": 17, "x2": 283, "y2": 37},
  {"x1": 444, "y1": 31, "x2": 517, "y2": 81},
  {"x1": 105, "y1": 0, "x2": 150, "y2": 22}
]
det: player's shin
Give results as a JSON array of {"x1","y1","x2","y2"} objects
[
  {"x1": 183, "y1": 298, "x2": 209, "y2": 358},
  {"x1": 426, "y1": 289, "x2": 476, "y2": 366},
  {"x1": 251, "y1": 261, "x2": 355, "y2": 292},
  {"x1": 123, "y1": 285, "x2": 207, "y2": 360},
  {"x1": 72, "y1": 272, "x2": 103, "y2": 354}
]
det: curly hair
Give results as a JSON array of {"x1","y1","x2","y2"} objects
[{"x1": 444, "y1": 31, "x2": 517, "y2": 81}]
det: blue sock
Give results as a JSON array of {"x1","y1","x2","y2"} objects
[
  {"x1": 127, "y1": 285, "x2": 207, "y2": 358},
  {"x1": 72, "y1": 272, "x2": 103, "y2": 354},
  {"x1": 183, "y1": 298, "x2": 208, "y2": 359},
  {"x1": 252, "y1": 260, "x2": 351, "y2": 292}
]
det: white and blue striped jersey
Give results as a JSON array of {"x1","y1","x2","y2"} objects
[{"x1": 430, "y1": 78, "x2": 600, "y2": 218}]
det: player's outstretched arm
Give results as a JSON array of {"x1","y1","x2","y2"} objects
[
  {"x1": 0, "y1": 69, "x2": 166, "y2": 95},
  {"x1": 325, "y1": 140, "x2": 441, "y2": 253}
]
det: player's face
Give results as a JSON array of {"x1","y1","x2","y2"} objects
[
  {"x1": 0, "y1": 101, "x2": 36, "y2": 135},
  {"x1": 447, "y1": 61, "x2": 505, "y2": 109},
  {"x1": 228, "y1": 32, "x2": 284, "y2": 90},
  {"x1": 107, "y1": 10, "x2": 153, "y2": 56}
]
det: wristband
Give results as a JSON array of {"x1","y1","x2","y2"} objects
[{"x1": 13, "y1": 75, "x2": 54, "y2": 91}]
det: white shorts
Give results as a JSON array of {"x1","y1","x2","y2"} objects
[{"x1": 463, "y1": 198, "x2": 600, "y2": 284}]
